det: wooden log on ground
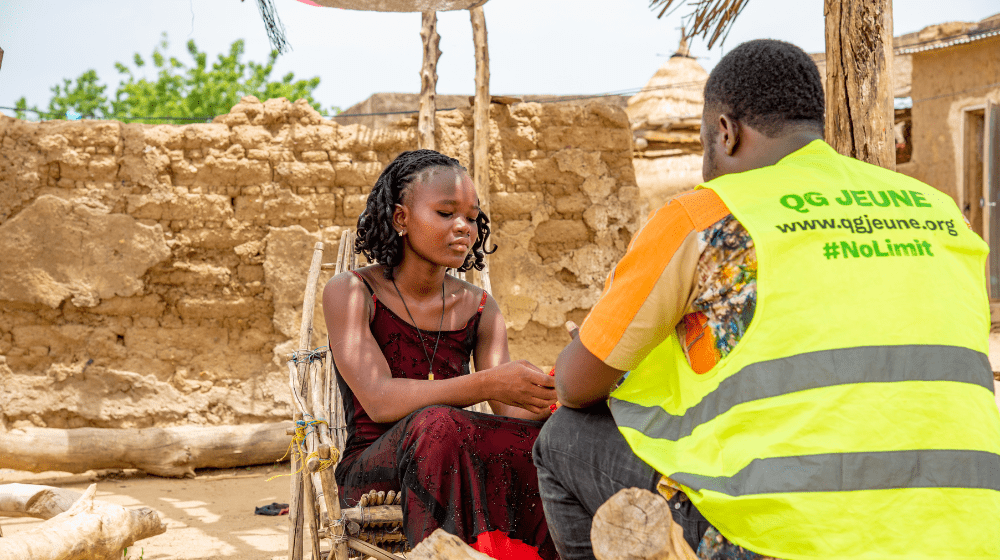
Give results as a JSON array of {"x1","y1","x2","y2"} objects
[
  {"x1": 0, "y1": 484, "x2": 82, "y2": 520},
  {"x1": 0, "y1": 422, "x2": 294, "y2": 478},
  {"x1": 418, "y1": 11, "x2": 441, "y2": 150},
  {"x1": 409, "y1": 528, "x2": 492, "y2": 560},
  {"x1": 591, "y1": 487, "x2": 698, "y2": 560},
  {"x1": 824, "y1": 0, "x2": 895, "y2": 169},
  {"x1": 0, "y1": 484, "x2": 165, "y2": 560},
  {"x1": 469, "y1": 5, "x2": 491, "y2": 218}
]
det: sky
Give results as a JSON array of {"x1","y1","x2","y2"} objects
[{"x1": 1, "y1": 0, "x2": 998, "y2": 118}]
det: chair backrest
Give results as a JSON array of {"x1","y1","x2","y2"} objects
[{"x1": 322, "y1": 230, "x2": 493, "y2": 456}]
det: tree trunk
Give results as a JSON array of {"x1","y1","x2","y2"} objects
[
  {"x1": 0, "y1": 484, "x2": 82, "y2": 520},
  {"x1": 0, "y1": 422, "x2": 293, "y2": 478},
  {"x1": 824, "y1": 0, "x2": 896, "y2": 169},
  {"x1": 418, "y1": 11, "x2": 441, "y2": 150},
  {"x1": 591, "y1": 487, "x2": 698, "y2": 560},
  {"x1": 470, "y1": 6, "x2": 491, "y2": 217},
  {"x1": 0, "y1": 484, "x2": 166, "y2": 560}
]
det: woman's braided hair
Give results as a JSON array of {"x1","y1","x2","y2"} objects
[{"x1": 355, "y1": 149, "x2": 496, "y2": 278}]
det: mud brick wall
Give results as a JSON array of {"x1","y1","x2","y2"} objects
[{"x1": 0, "y1": 97, "x2": 641, "y2": 428}]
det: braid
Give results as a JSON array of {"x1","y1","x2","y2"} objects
[{"x1": 355, "y1": 149, "x2": 496, "y2": 278}]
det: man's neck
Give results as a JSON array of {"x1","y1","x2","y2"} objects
[{"x1": 755, "y1": 130, "x2": 824, "y2": 169}]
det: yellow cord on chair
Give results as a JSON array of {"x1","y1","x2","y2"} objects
[{"x1": 266, "y1": 417, "x2": 339, "y2": 481}]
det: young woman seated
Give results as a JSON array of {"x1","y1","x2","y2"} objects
[{"x1": 322, "y1": 149, "x2": 558, "y2": 560}]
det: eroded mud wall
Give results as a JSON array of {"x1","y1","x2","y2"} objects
[{"x1": 0, "y1": 97, "x2": 640, "y2": 428}]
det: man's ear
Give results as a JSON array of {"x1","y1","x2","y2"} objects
[
  {"x1": 719, "y1": 114, "x2": 741, "y2": 156},
  {"x1": 392, "y1": 203, "x2": 407, "y2": 235}
]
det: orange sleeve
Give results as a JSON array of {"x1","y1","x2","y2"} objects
[{"x1": 579, "y1": 189, "x2": 731, "y2": 371}]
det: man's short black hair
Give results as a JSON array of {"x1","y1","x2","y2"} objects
[{"x1": 704, "y1": 39, "x2": 825, "y2": 137}]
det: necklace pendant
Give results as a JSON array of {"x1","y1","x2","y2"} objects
[{"x1": 428, "y1": 372, "x2": 435, "y2": 381}]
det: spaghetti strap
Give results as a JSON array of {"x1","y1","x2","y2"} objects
[
  {"x1": 350, "y1": 270, "x2": 377, "y2": 303},
  {"x1": 477, "y1": 290, "x2": 488, "y2": 314}
]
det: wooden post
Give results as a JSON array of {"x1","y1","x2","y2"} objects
[
  {"x1": 418, "y1": 11, "x2": 440, "y2": 150},
  {"x1": 824, "y1": 0, "x2": 896, "y2": 169},
  {"x1": 289, "y1": 414, "x2": 305, "y2": 560},
  {"x1": 470, "y1": 6, "x2": 491, "y2": 218}
]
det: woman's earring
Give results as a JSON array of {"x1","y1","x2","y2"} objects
[{"x1": 398, "y1": 230, "x2": 405, "y2": 237}]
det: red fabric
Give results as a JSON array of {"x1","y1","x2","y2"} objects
[{"x1": 470, "y1": 530, "x2": 546, "y2": 560}]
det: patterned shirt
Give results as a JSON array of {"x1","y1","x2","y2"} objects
[
  {"x1": 580, "y1": 188, "x2": 766, "y2": 560},
  {"x1": 580, "y1": 188, "x2": 756, "y2": 374}
]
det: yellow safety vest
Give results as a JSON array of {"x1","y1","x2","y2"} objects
[{"x1": 609, "y1": 140, "x2": 1000, "y2": 559}]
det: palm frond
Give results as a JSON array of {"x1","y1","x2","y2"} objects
[{"x1": 648, "y1": 0, "x2": 751, "y2": 49}]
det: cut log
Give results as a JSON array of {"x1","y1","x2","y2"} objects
[
  {"x1": 469, "y1": 5, "x2": 491, "y2": 218},
  {"x1": 0, "y1": 484, "x2": 166, "y2": 560},
  {"x1": 409, "y1": 528, "x2": 492, "y2": 560},
  {"x1": 591, "y1": 487, "x2": 698, "y2": 560},
  {"x1": 0, "y1": 422, "x2": 293, "y2": 478},
  {"x1": 0, "y1": 484, "x2": 82, "y2": 520},
  {"x1": 824, "y1": 0, "x2": 895, "y2": 169},
  {"x1": 342, "y1": 504, "x2": 404, "y2": 528},
  {"x1": 418, "y1": 11, "x2": 441, "y2": 150}
]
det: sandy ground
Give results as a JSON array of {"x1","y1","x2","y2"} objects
[
  {"x1": 0, "y1": 464, "x2": 293, "y2": 560},
  {"x1": 3, "y1": 337, "x2": 1000, "y2": 560}
]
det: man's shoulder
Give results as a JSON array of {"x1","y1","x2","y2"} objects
[{"x1": 652, "y1": 189, "x2": 733, "y2": 232}]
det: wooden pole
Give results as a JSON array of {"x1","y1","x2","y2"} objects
[
  {"x1": 418, "y1": 11, "x2": 441, "y2": 150},
  {"x1": 824, "y1": 0, "x2": 896, "y2": 169},
  {"x1": 470, "y1": 6, "x2": 491, "y2": 218},
  {"x1": 289, "y1": 413, "x2": 305, "y2": 560}
]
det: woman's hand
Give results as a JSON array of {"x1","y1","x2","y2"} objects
[{"x1": 483, "y1": 360, "x2": 557, "y2": 415}]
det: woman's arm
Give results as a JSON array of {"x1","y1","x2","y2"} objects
[
  {"x1": 323, "y1": 274, "x2": 554, "y2": 423},
  {"x1": 472, "y1": 293, "x2": 557, "y2": 420}
]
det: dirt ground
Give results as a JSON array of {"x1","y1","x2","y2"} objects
[{"x1": 0, "y1": 464, "x2": 293, "y2": 560}]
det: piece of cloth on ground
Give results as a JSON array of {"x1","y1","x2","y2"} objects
[{"x1": 254, "y1": 502, "x2": 289, "y2": 516}]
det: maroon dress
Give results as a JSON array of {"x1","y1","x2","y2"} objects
[{"x1": 334, "y1": 272, "x2": 556, "y2": 559}]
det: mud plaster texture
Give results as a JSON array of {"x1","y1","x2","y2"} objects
[{"x1": 0, "y1": 96, "x2": 641, "y2": 429}]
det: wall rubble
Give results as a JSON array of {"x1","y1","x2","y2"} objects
[{"x1": 0, "y1": 96, "x2": 640, "y2": 428}]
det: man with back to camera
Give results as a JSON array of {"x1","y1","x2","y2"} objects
[{"x1": 533, "y1": 39, "x2": 1000, "y2": 560}]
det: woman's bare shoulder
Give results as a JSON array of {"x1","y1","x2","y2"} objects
[{"x1": 324, "y1": 265, "x2": 383, "y2": 305}]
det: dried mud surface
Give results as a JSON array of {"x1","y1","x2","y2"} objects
[{"x1": 0, "y1": 97, "x2": 641, "y2": 428}]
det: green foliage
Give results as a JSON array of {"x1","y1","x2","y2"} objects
[{"x1": 15, "y1": 34, "x2": 335, "y2": 123}]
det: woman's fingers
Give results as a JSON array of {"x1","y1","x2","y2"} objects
[{"x1": 528, "y1": 369, "x2": 555, "y2": 388}]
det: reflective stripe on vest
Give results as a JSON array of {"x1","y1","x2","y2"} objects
[
  {"x1": 610, "y1": 345, "x2": 993, "y2": 443},
  {"x1": 609, "y1": 141, "x2": 1000, "y2": 559}
]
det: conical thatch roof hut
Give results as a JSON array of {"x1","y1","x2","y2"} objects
[
  {"x1": 628, "y1": 37, "x2": 709, "y2": 212},
  {"x1": 626, "y1": 37, "x2": 708, "y2": 126}
]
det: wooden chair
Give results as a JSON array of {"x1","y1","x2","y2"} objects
[{"x1": 287, "y1": 230, "x2": 493, "y2": 560}]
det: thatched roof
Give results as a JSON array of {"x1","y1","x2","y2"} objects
[
  {"x1": 626, "y1": 39, "x2": 708, "y2": 126},
  {"x1": 648, "y1": 0, "x2": 749, "y2": 48},
  {"x1": 297, "y1": 0, "x2": 488, "y2": 11}
]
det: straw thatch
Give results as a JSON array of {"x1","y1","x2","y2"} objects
[
  {"x1": 626, "y1": 38, "x2": 708, "y2": 128},
  {"x1": 648, "y1": 0, "x2": 749, "y2": 48}
]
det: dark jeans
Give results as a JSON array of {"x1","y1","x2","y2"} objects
[{"x1": 533, "y1": 403, "x2": 710, "y2": 560}]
